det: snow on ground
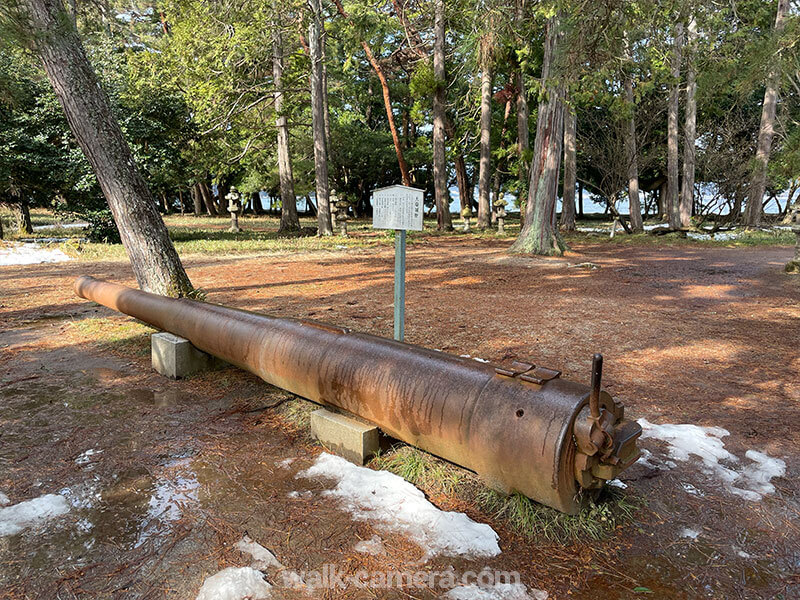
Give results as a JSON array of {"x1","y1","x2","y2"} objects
[
  {"x1": 445, "y1": 582, "x2": 548, "y2": 600},
  {"x1": 0, "y1": 242, "x2": 71, "y2": 265},
  {"x1": 460, "y1": 354, "x2": 490, "y2": 363},
  {"x1": 287, "y1": 490, "x2": 312, "y2": 499},
  {"x1": 680, "y1": 528, "x2": 701, "y2": 540},
  {"x1": 32, "y1": 222, "x2": 88, "y2": 231},
  {"x1": 135, "y1": 463, "x2": 199, "y2": 547},
  {"x1": 75, "y1": 448, "x2": 103, "y2": 465},
  {"x1": 299, "y1": 453, "x2": 501, "y2": 559},
  {"x1": 0, "y1": 492, "x2": 9, "y2": 506},
  {"x1": 275, "y1": 458, "x2": 295, "y2": 468},
  {"x1": 354, "y1": 534, "x2": 386, "y2": 555},
  {"x1": 195, "y1": 567, "x2": 272, "y2": 600},
  {"x1": 0, "y1": 493, "x2": 71, "y2": 536},
  {"x1": 237, "y1": 536, "x2": 283, "y2": 570},
  {"x1": 638, "y1": 419, "x2": 786, "y2": 500}
]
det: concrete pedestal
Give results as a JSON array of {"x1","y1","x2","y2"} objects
[
  {"x1": 151, "y1": 332, "x2": 219, "y2": 379},
  {"x1": 310, "y1": 409, "x2": 380, "y2": 465}
]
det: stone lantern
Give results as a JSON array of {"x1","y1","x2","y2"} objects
[
  {"x1": 330, "y1": 191, "x2": 350, "y2": 237},
  {"x1": 226, "y1": 186, "x2": 242, "y2": 233},
  {"x1": 493, "y1": 196, "x2": 507, "y2": 234},
  {"x1": 461, "y1": 206, "x2": 472, "y2": 232}
]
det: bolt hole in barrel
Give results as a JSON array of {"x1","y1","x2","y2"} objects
[{"x1": 516, "y1": 409, "x2": 524, "y2": 418}]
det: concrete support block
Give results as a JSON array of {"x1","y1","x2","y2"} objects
[
  {"x1": 151, "y1": 332, "x2": 218, "y2": 379},
  {"x1": 310, "y1": 409, "x2": 380, "y2": 465}
]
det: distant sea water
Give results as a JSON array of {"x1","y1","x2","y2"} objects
[{"x1": 263, "y1": 184, "x2": 786, "y2": 217}]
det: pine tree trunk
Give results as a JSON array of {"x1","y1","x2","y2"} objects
[
  {"x1": 321, "y1": 28, "x2": 332, "y2": 154},
  {"x1": 273, "y1": 10, "x2": 300, "y2": 233},
  {"x1": 199, "y1": 181, "x2": 217, "y2": 216},
  {"x1": 624, "y1": 36, "x2": 643, "y2": 233},
  {"x1": 309, "y1": 0, "x2": 333, "y2": 235},
  {"x1": 20, "y1": 0, "x2": 192, "y2": 296},
  {"x1": 667, "y1": 22, "x2": 683, "y2": 230},
  {"x1": 510, "y1": 15, "x2": 565, "y2": 255},
  {"x1": 477, "y1": 34, "x2": 493, "y2": 229},
  {"x1": 560, "y1": 104, "x2": 576, "y2": 231},
  {"x1": 491, "y1": 98, "x2": 513, "y2": 226},
  {"x1": 745, "y1": 0, "x2": 790, "y2": 227},
  {"x1": 432, "y1": 0, "x2": 452, "y2": 230},
  {"x1": 250, "y1": 192, "x2": 263, "y2": 215},
  {"x1": 191, "y1": 185, "x2": 202, "y2": 215},
  {"x1": 679, "y1": 16, "x2": 697, "y2": 229},
  {"x1": 15, "y1": 200, "x2": 34, "y2": 234},
  {"x1": 515, "y1": 0, "x2": 529, "y2": 192}
]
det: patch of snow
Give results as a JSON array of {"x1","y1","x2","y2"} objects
[
  {"x1": 236, "y1": 536, "x2": 283, "y2": 570},
  {"x1": 195, "y1": 567, "x2": 272, "y2": 600},
  {"x1": 637, "y1": 448, "x2": 675, "y2": 470},
  {"x1": 728, "y1": 450, "x2": 786, "y2": 500},
  {"x1": 75, "y1": 448, "x2": 103, "y2": 465},
  {"x1": 0, "y1": 492, "x2": 9, "y2": 506},
  {"x1": 686, "y1": 231, "x2": 741, "y2": 241},
  {"x1": 736, "y1": 549, "x2": 751, "y2": 559},
  {"x1": 638, "y1": 419, "x2": 786, "y2": 501},
  {"x1": 76, "y1": 518, "x2": 93, "y2": 533},
  {"x1": 459, "y1": 354, "x2": 490, "y2": 363},
  {"x1": 0, "y1": 242, "x2": 71, "y2": 266},
  {"x1": 681, "y1": 482, "x2": 704, "y2": 497},
  {"x1": 136, "y1": 468, "x2": 199, "y2": 547},
  {"x1": 0, "y1": 494, "x2": 71, "y2": 536},
  {"x1": 576, "y1": 227, "x2": 607, "y2": 233},
  {"x1": 275, "y1": 458, "x2": 294, "y2": 469},
  {"x1": 236, "y1": 536, "x2": 304, "y2": 587},
  {"x1": 680, "y1": 527, "x2": 701, "y2": 540},
  {"x1": 354, "y1": 534, "x2": 386, "y2": 555},
  {"x1": 607, "y1": 479, "x2": 627, "y2": 489},
  {"x1": 446, "y1": 583, "x2": 548, "y2": 600},
  {"x1": 287, "y1": 490, "x2": 312, "y2": 499},
  {"x1": 32, "y1": 222, "x2": 87, "y2": 231},
  {"x1": 298, "y1": 453, "x2": 500, "y2": 560}
]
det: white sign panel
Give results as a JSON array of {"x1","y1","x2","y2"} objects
[{"x1": 372, "y1": 185, "x2": 424, "y2": 231}]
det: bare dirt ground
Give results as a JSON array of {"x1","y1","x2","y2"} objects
[{"x1": 1, "y1": 237, "x2": 799, "y2": 599}]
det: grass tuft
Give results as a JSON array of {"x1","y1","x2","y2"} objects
[
  {"x1": 276, "y1": 397, "x2": 316, "y2": 430},
  {"x1": 475, "y1": 486, "x2": 642, "y2": 543},
  {"x1": 370, "y1": 445, "x2": 467, "y2": 496}
]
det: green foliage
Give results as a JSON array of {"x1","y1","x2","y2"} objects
[{"x1": 80, "y1": 209, "x2": 121, "y2": 243}]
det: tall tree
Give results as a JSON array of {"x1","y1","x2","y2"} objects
[
  {"x1": 679, "y1": 15, "x2": 697, "y2": 228},
  {"x1": 332, "y1": 0, "x2": 411, "y2": 186},
  {"x1": 624, "y1": 34, "x2": 643, "y2": 232},
  {"x1": 667, "y1": 22, "x2": 684, "y2": 229},
  {"x1": 272, "y1": 9, "x2": 300, "y2": 233},
  {"x1": 477, "y1": 31, "x2": 494, "y2": 229},
  {"x1": 510, "y1": 15, "x2": 565, "y2": 255},
  {"x1": 309, "y1": 0, "x2": 333, "y2": 235},
  {"x1": 745, "y1": 0, "x2": 790, "y2": 227},
  {"x1": 515, "y1": 0, "x2": 530, "y2": 189},
  {"x1": 560, "y1": 104, "x2": 576, "y2": 231},
  {"x1": 12, "y1": 0, "x2": 192, "y2": 296},
  {"x1": 432, "y1": 0, "x2": 452, "y2": 230}
]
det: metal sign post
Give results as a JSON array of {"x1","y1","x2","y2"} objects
[
  {"x1": 371, "y1": 185, "x2": 424, "y2": 342},
  {"x1": 393, "y1": 229, "x2": 406, "y2": 341}
]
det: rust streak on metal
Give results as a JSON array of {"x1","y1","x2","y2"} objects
[{"x1": 74, "y1": 276, "x2": 641, "y2": 514}]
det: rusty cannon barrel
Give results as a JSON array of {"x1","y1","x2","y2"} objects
[{"x1": 75, "y1": 275, "x2": 641, "y2": 514}]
